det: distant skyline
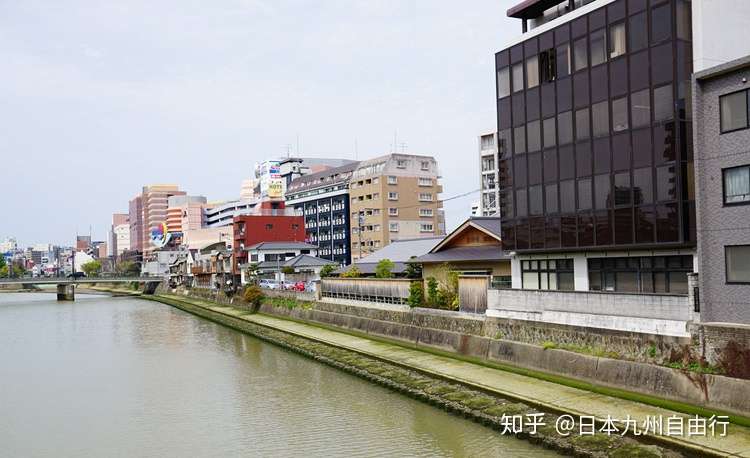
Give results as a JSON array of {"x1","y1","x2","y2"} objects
[{"x1": 0, "y1": 0, "x2": 518, "y2": 246}]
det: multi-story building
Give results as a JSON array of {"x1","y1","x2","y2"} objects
[
  {"x1": 140, "y1": 185, "x2": 185, "y2": 257},
  {"x1": 205, "y1": 200, "x2": 262, "y2": 228},
  {"x1": 109, "y1": 213, "x2": 129, "y2": 257},
  {"x1": 495, "y1": 0, "x2": 707, "y2": 294},
  {"x1": 75, "y1": 235, "x2": 91, "y2": 252},
  {"x1": 128, "y1": 196, "x2": 144, "y2": 254},
  {"x1": 694, "y1": 56, "x2": 750, "y2": 324},
  {"x1": 232, "y1": 209, "x2": 305, "y2": 275},
  {"x1": 166, "y1": 195, "x2": 207, "y2": 234},
  {"x1": 348, "y1": 153, "x2": 445, "y2": 261},
  {"x1": 479, "y1": 131, "x2": 500, "y2": 216},
  {"x1": 286, "y1": 162, "x2": 358, "y2": 266}
]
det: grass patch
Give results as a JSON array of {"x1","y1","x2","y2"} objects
[
  {"x1": 443, "y1": 391, "x2": 474, "y2": 402},
  {"x1": 484, "y1": 402, "x2": 528, "y2": 417},
  {"x1": 462, "y1": 396, "x2": 495, "y2": 410},
  {"x1": 571, "y1": 434, "x2": 621, "y2": 452},
  {"x1": 425, "y1": 385, "x2": 456, "y2": 396},
  {"x1": 608, "y1": 443, "x2": 661, "y2": 458},
  {"x1": 541, "y1": 341, "x2": 557, "y2": 350}
]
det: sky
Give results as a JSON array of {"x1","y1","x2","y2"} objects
[{"x1": 0, "y1": 0, "x2": 519, "y2": 247}]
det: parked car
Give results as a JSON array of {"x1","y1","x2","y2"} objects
[
  {"x1": 259, "y1": 279, "x2": 280, "y2": 290},
  {"x1": 289, "y1": 281, "x2": 306, "y2": 292}
]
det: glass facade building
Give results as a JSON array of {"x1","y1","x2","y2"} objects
[{"x1": 496, "y1": 0, "x2": 695, "y2": 255}]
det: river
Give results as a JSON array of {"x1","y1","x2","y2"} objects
[{"x1": 0, "y1": 293, "x2": 556, "y2": 457}]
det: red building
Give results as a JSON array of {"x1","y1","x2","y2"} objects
[{"x1": 232, "y1": 206, "x2": 305, "y2": 274}]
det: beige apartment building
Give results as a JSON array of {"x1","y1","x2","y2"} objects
[
  {"x1": 141, "y1": 184, "x2": 185, "y2": 257},
  {"x1": 349, "y1": 153, "x2": 445, "y2": 260}
]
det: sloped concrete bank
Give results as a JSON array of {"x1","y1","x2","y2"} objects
[
  {"x1": 257, "y1": 301, "x2": 750, "y2": 419},
  {"x1": 148, "y1": 294, "x2": 685, "y2": 458}
]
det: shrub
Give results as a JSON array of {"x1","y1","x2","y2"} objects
[
  {"x1": 404, "y1": 258, "x2": 423, "y2": 279},
  {"x1": 426, "y1": 277, "x2": 439, "y2": 306},
  {"x1": 375, "y1": 259, "x2": 395, "y2": 278},
  {"x1": 341, "y1": 266, "x2": 361, "y2": 278},
  {"x1": 407, "y1": 281, "x2": 424, "y2": 308},
  {"x1": 243, "y1": 285, "x2": 264, "y2": 309},
  {"x1": 319, "y1": 264, "x2": 336, "y2": 278}
]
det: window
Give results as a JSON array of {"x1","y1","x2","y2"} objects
[
  {"x1": 653, "y1": 85, "x2": 673, "y2": 122},
  {"x1": 556, "y1": 44, "x2": 570, "y2": 77},
  {"x1": 521, "y1": 259, "x2": 574, "y2": 290},
  {"x1": 720, "y1": 90, "x2": 749, "y2": 133},
  {"x1": 481, "y1": 156, "x2": 495, "y2": 171},
  {"x1": 592, "y1": 101, "x2": 609, "y2": 137},
  {"x1": 545, "y1": 184, "x2": 558, "y2": 213},
  {"x1": 631, "y1": 89, "x2": 650, "y2": 128},
  {"x1": 389, "y1": 207, "x2": 399, "y2": 216},
  {"x1": 590, "y1": 29, "x2": 607, "y2": 66},
  {"x1": 512, "y1": 63, "x2": 524, "y2": 92},
  {"x1": 419, "y1": 177, "x2": 433, "y2": 186},
  {"x1": 497, "y1": 67, "x2": 510, "y2": 98},
  {"x1": 573, "y1": 37, "x2": 587, "y2": 71},
  {"x1": 388, "y1": 192, "x2": 399, "y2": 200},
  {"x1": 420, "y1": 223, "x2": 434, "y2": 232},
  {"x1": 612, "y1": 96, "x2": 629, "y2": 132},
  {"x1": 389, "y1": 222, "x2": 399, "y2": 232},
  {"x1": 609, "y1": 22, "x2": 626, "y2": 59},
  {"x1": 514, "y1": 126, "x2": 526, "y2": 154},
  {"x1": 526, "y1": 56, "x2": 539, "y2": 88},
  {"x1": 421, "y1": 160, "x2": 430, "y2": 170},
  {"x1": 480, "y1": 134, "x2": 495, "y2": 150},
  {"x1": 651, "y1": 4, "x2": 672, "y2": 44},
  {"x1": 388, "y1": 175, "x2": 398, "y2": 185},
  {"x1": 265, "y1": 224, "x2": 273, "y2": 230},
  {"x1": 419, "y1": 208, "x2": 434, "y2": 217},
  {"x1": 419, "y1": 193, "x2": 433, "y2": 202},
  {"x1": 558, "y1": 111, "x2": 573, "y2": 145},
  {"x1": 723, "y1": 165, "x2": 750, "y2": 204},
  {"x1": 373, "y1": 225, "x2": 381, "y2": 232},
  {"x1": 527, "y1": 120, "x2": 541, "y2": 152},
  {"x1": 575, "y1": 108, "x2": 590, "y2": 140},
  {"x1": 589, "y1": 256, "x2": 692, "y2": 293},
  {"x1": 397, "y1": 160, "x2": 408, "y2": 168},
  {"x1": 543, "y1": 117, "x2": 556, "y2": 148},
  {"x1": 540, "y1": 48, "x2": 556, "y2": 83},
  {"x1": 629, "y1": 12, "x2": 647, "y2": 52},
  {"x1": 578, "y1": 178, "x2": 592, "y2": 210},
  {"x1": 726, "y1": 246, "x2": 750, "y2": 283}
]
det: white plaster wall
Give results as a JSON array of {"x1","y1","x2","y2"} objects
[{"x1": 693, "y1": 0, "x2": 750, "y2": 72}]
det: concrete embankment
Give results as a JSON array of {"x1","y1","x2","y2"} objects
[
  {"x1": 252, "y1": 299, "x2": 750, "y2": 420},
  {"x1": 137, "y1": 292, "x2": 750, "y2": 457}
]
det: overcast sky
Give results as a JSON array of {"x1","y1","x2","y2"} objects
[{"x1": 0, "y1": 0, "x2": 519, "y2": 247}]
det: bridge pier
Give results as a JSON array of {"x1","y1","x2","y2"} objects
[{"x1": 57, "y1": 284, "x2": 75, "y2": 301}]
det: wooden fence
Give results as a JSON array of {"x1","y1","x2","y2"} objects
[{"x1": 321, "y1": 278, "x2": 413, "y2": 305}]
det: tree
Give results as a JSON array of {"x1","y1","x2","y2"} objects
[
  {"x1": 404, "y1": 257, "x2": 423, "y2": 279},
  {"x1": 244, "y1": 263, "x2": 260, "y2": 284},
  {"x1": 81, "y1": 260, "x2": 102, "y2": 277},
  {"x1": 407, "y1": 281, "x2": 424, "y2": 308},
  {"x1": 116, "y1": 260, "x2": 140, "y2": 276},
  {"x1": 319, "y1": 264, "x2": 336, "y2": 278},
  {"x1": 426, "y1": 277, "x2": 439, "y2": 306},
  {"x1": 0, "y1": 256, "x2": 6, "y2": 270},
  {"x1": 281, "y1": 266, "x2": 295, "y2": 275},
  {"x1": 341, "y1": 265, "x2": 361, "y2": 278},
  {"x1": 375, "y1": 258, "x2": 395, "y2": 278}
]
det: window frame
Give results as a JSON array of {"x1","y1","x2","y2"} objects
[
  {"x1": 725, "y1": 245, "x2": 750, "y2": 284},
  {"x1": 719, "y1": 89, "x2": 750, "y2": 134},
  {"x1": 722, "y1": 164, "x2": 750, "y2": 206}
]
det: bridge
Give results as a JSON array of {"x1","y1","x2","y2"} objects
[{"x1": 0, "y1": 277, "x2": 165, "y2": 300}]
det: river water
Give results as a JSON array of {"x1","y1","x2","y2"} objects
[{"x1": 0, "y1": 293, "x2": 556, "y2": 457}]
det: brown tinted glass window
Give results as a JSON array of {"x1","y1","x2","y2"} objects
[
  {"x1": 612, "y1": 96, "x2": 629, "y2": 132},
  {"x1": 546, "y1": 217, "x2": 561, "y2": 248},
  {"x1": 635, "y1": 205, "x2": 655, "y2": 243},
  {"x1": 498, "y1": 129, "x2": 512, "y2": 159},
  {"x1": 515, "y1": 155, "x2": 527, "y2": 187},
  {"x1": 573, "y1": 37, "x2": 588, "y2": 71},
  {"x1": 561, "y1": 216, "x2": 577, "y2": 246},
  {"x1": 514, "y1": 126, "x2": 526, "y2": 154},
  {"x1": 656, "y1": 165, "x2": 677, "y2": 202},
  {"x1": 595, "y1": 174, "x2": 611, "y2": 209},
  {"x1": 557, "y1": 77, "x2": 572, "y2": 112},
  {"x1": 633, "y1": 167, "x2": 653, "y2": 204},
  {"x1": 576, "y1": 108, "x2": 590, "y2": 140},
  {"x1": 512, "y1": 63, "x2": 524, "y2": 92},
  {"x1": 560, "y1": 180, "x2": 576, "y2": 213},
  {"x1": 498, "y1": 97, "x2": 512, "y2": 129},
  {"x1": 614, "y1": 172, "x2": 631, "y2": 206},
  {"x1": 558, "y1": 111, "x2": 573, "y2": 145},
  {"x1": 612, "y1": 132, "x2": 631, "y2": 171},
  {"x1": 529, "y1": 185, "x2": 543, "y2": 215},
  {"x1": 526, "y1": 88, "x2": 540, "y2": 121},
  {"x1": 546, "y1": 183, "x2": 558, "y2": 213},
  {"x1": 651, "y1": 4, "x2": 672, "y2": 44},
  {"x1": 609, "y1": 23, "x2": 627, "y2": 59},
  {"x1": 544, "y1": 149, "x2": 558, "y2": 182},
  {"x1": 610, "y1": 58, "x2": 628, "y2": 97},
  {"x1": 631, "y1": 89, "x2": 651, "y2": 128},
  {"x1": 516, "y1": 188, "x2": 528, "y2": 217},
  {"x1": 591, "y1": 65, "x2": 609, "y2": 102},
  {"x1": 592, "y1": 101, "x2": 609, "y2": 137},
  {"x1": 590, "y1": 29, "x2": 607, "y2": 67},
  {"x1": 629, "y1": 0, "x2": 647, "y2": 13},
  {"x1": 578, "y1": 213, "x2": 595, "y2": 246},
  {"x1": 654, "y1": 84, "x2": 674, "y2": 122},
  {"x1": 630, "y1": 50, "x2": 650, "y2": 91},
  {"x1": 593, "y1": 137, "x2": 610, "y2": 174},
  {"x1": 578, "y1": 178, "x2": 592, "y2": 210},
  {"x1": 516, "y1": 219, "x2": 529, "y2": 249},
  {"x1": 497, "y1": 67, "x2": 511, "y2": 99},
  {"x1": 676, "y1": 0, "x2": 692, "y2": 41},
  {"x1": 654, "y1": 122, "x2": 675, "y2": 163},
  {"x1": 500, "y1": 189, "x2": 514, "y2": 216},
  {"x1": 577, "y1": 141, "x2": 592, "y2": 177},
  {"x1": 559, "y1": 145, "x2": 575, "y2": 179},
  {"x1": 526, "y1": 56, "x2": 539, "y2": 89},
  {"x1": 528, "y1": 153, "x2": 542, "y2": 184},
  {"x1": 632, "y1": 127, "x2": 652, "y2": 167},
  {"x1": 651, "y1": 43, "x2": 673, "y2": 86},
  {"x1": 596, "y1": 211, "x2": 612, "y2": 245},
  {"x1": 512, "y1": 93, "x2": 525, "y2": 125},
  {"x1": 614, "y1": 208, "x2": 633, "y2": 244},
  {"x1": 541, "y1": 83, "x2": 556, "y2": 117},
  {"x1": 527, "y1": 120, "x2": 541, "y2": 152},
  {"x1": 530, "y1": 217, "x2": 545, "y2": 249},
  {"x1": 629, "y1": 12, "x2": 647, "y2": 52},
  {"x1": 557, "y1": 44, "x2": 570, "y2": 77},
  {"x1": 656, "y1": 203, "x2": 679, "y2": 242},
  {"x1": 543, "y1": 117, "x2": 556, "y2": 148},
  {"x1": 574, "y1": 72, "x2": 590, "y2": 108}
]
